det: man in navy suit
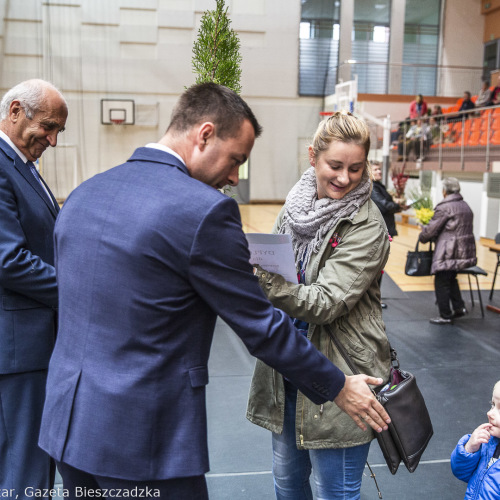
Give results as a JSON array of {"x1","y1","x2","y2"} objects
[
  {"x1": 0, "y1": 79, "x2": 67, "y2": 497},
  {"x1": 39, "y1": 83, "x2": 389, "y2": 499}
]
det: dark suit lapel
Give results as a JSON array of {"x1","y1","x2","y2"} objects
[{"x1": 12, "y1": 154, "x2": 59, "y2": 218}]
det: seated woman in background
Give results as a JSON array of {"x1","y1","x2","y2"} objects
[
  {"x1": 476, "y1": 80, "x2": 492, "y2": 108},
  {"x1": 247, "y1": 112, "x2": 392, "y2": 500},
  {"x1": 432, "y1": 104, "x2": 443, "y2": 117}
]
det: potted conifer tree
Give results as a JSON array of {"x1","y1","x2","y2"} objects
[{"x1": 191, "y1": 0, "x2": 242, "y2": 93}]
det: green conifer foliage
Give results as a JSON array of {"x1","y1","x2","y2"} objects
[{"x1": 191, "y1": 0, "x2": 242, "y2": 94}]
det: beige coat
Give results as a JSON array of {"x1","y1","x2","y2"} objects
[{"x1": 246, "y1": 198, "x2": 392, "y2": 449}]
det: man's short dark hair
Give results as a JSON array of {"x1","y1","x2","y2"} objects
[{"x1": 167, "y1": 82, "x2": 262, "y2": 139}]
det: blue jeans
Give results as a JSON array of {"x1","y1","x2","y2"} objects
[{"x1": 272, "y1": 383, "x2": 370, "y2": 500}]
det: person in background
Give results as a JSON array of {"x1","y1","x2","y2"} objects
[
  {"x1": 247, "y1": 112, "x2": 392, "y2": 499},
  {"x1": 459, "y1": 91, "x2": 475, "y2": 117},
  {"x1": 39, "y1": 84, "x2": 390, "y2": 500},
  {"x1": 488, "y1": 75, "x2": 500, "y2": 106},
  {"x1": 432, "y1": 104, "x2": 443, "y2": 117},
  {"x1": 429, "y1": 116, "x2": 444, "y2": 145},
  {"x1": 371, "y1": 161, "x2": 402, "y2": 239},
  {"x1": 0, "y1": 79, "x2": 67, "y2": 498},
  {"x1": 476, "y1": 81, "x2": 492, "y2": 108},
  {"x1": 406, "y1": 118, "x2": 430, "y2": 160},
  {"x1": 371, "y1": 161, "x2": 404, "y2": 308},
  {"x1": 409, "y1": 94, "x2": 428, "y2": 119},
  {"x1": 396, "y1": 118, "x2": 411, "y2": 161},
  {"x1": 418, "y1": 177, "x2": 476, "y2": 325},
  {"x1": 451, "y1": 380, "x2": 500, "y2": 499}
]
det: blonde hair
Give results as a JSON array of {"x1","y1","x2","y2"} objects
[{"x1": 310, "y1": 111, "x2": 371, "y2": 179}]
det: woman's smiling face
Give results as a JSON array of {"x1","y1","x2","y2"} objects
[{"x1": 309, "y1": 141, "x2": 366, "y2": 200}]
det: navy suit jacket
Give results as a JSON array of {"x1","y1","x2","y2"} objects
[
  {"x1": 39, "y1": 147, "x2": 345, "y2": 480},
  {"x1": 0, "y1": 138, "x2": 59, "y2": 374}
]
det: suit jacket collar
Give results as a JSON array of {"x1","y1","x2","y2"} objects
[
  {"x1": 0, "y1": 137, "x2": 59, "y2": 218},
  {"x1": 128, "y1": 147, "x2": 191, "y2": 178}
]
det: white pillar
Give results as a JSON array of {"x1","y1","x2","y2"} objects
[
  {"x1": 388, "y1": 0, "x2": 406, "y2": 95},
  {"x1": 338, "y1": 0, "x2": 353, "y2": 84}
]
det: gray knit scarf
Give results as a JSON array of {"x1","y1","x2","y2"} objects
[{"x1": 279, "y1": 166, "x2": 371, "y2": 271}]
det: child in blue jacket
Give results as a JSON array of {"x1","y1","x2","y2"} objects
[{"x1": 451, "y1": 380, "x2": 500, "y2": 499}]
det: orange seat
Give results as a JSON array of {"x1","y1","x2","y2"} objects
[
  {"x1": 492, "y1": 118, "x2": 500, "y2": 130},
  {"x1": 466, "y1": 130, "x2": 482, "y2": 146},
  {"x1": 491, "y1": 129, "x2": 500, "y2": 145},
  {"x1": 480, "y1": 118, "x2": 491, "y2": 131},
  {"x1": 471, "y1": 117, "x2": 482, "y2": 132},
  {"x1": 479, "y1": 133, "x2": 489, "y2": 146}
]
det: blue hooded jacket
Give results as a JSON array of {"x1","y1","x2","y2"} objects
[{"x1": 451, "y1": 434, "x2": 500, "y2": 499}]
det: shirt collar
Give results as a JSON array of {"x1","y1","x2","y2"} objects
[
  {"x1": 0, "y1": 130, "x2": 28, "y2": 163},
  {"x1": 145, "y1": 143, "x2": 186, "y2": 167}
]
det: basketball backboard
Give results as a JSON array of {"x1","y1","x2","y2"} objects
[{"x1": 101, "y1": 99, "x2": 135, "y2": 125}]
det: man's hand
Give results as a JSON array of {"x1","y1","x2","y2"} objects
[
  {"x1": 334, "y1": 374, "x2": 391, "y2": 433},
  {"x1": 464, "y1": 423, "x2": 492, "y2": 453}
]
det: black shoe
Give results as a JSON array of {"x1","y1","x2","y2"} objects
[
  {"x1": 381, "y1": 302, "x2": 387, "y2": 309},
  {"x1": 452, "y1": 307, "x2": 468, "y2": 318},
  {"x1": 429, "y1": 316, "x2": 453, "y2": 325}
]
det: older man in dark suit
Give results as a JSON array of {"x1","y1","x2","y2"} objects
[
  {"x1": 0, "y1": 79, "x2": 67, "y2": 497},
  {"x1": 39, "y1": 83, "x2": 389, "y2": 499}
]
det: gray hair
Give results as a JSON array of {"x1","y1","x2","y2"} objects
[
  {"x1": 442, "y1": 177, "x2": 460, "y2": 194},
  {"x1": 0, "y1": 79, "x2": 66, "y2": 121}
]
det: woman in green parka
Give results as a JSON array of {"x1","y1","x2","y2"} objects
[{"x1": 247, "y1": 112, "x2": 392, "y2": 500}]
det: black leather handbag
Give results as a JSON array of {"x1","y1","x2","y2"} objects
[
  {"x1": 372, "y1": 349, "x2": 434, "y2": 474},
  {"x1": 326, "y1": 327, "x2": 433, "y2": 475},
  {"x1": 405, "y1": 241, "x2": 434, "y2": 277}
]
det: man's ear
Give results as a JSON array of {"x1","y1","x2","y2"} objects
[
  {"x1": 9, "y1": 100, "x2": 22, "y2": 123},
  {"x1": 197, "y1": 122, "x2": 215, "y2": 150},
  {"x1": 308, "y1": 146, "x2": 316, "y2": 167}
]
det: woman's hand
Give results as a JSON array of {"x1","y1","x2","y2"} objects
[
  {"x1": 464, "y1": 423, "x2": 492, "y2": 453},
  {"x1": 334, "y1": 374, "x2": 391, "y2": 433}
]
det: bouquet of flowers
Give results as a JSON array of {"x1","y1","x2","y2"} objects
[
  {"x1": 390, "y1": 164, "x2": 409, "y2": 205},
  {"x1": 414, "y1": 207, "x2": 434, "y2": 225},
  {"x1": 407, "y1": 188, "x2": 434, "y2": 225}
]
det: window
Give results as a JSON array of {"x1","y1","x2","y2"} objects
[
  {"x1": 402, "y1": 0, "x2": 441, "y2": 95},
  {"x1": 299, "y1": 0, "x2": 340, "y2": 96},
  {"x1": 352, "y1": 0, "x2": 390, "y2": 94}
]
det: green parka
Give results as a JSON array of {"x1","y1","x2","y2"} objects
[{"x1": 246, "y1": 198, "x2": 392, "y2": 449}]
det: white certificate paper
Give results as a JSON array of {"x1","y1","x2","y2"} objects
[{"x1": 245, "y1": 233, "x2": 298, "y2": 283}]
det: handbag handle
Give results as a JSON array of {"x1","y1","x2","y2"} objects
[
  {"x1": 415, "y1": 240, "x2": 433, "y2": 252},
  {"x1": 326, "y1": 324, "x2": 360, "y2": 375},
  {"x1": 325, "y1": 325, "x2": 399, "y2": 383}
]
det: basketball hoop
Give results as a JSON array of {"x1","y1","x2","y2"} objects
[
  {"x1": 319, "y1": 111, "x2": 333, "y2": 116},
  {"x1": 101, "y1": 100, "x2": 135, "y2": 126}
]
